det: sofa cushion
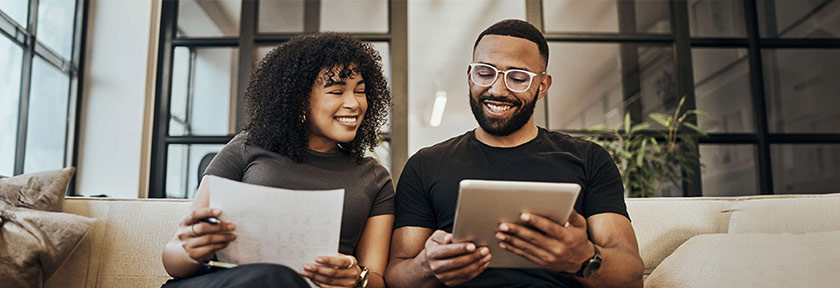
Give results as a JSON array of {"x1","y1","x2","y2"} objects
[
  {"x1": 728, "y1": 193, "x2": 840, "y2": 233},
  {"x1": 0, "y1": 203, "x2": 94, "y2": 288},
  {"x1": 0, "y1": 167, "x2": 75, "y2": 212},
  {"x1": 626, "y1": 198, "x2": 732, "y2": 275},
  {"x1": 645, "y1": 231, "x2": 840, "y2": 288}
]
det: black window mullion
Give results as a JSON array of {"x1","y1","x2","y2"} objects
[
  {"x1": 670, "y1": 0, "x2": 701, "y2": 197},
  {"x1": 235, "y1": 0, "x2": 256, "y2": 132},
  {"x1": 744, "y1": 0, "x2": 773, "y2": 195},
  {"x1": 150, "y1": 0, "x2": 179, "y2": 198},
  {"x1": 13, "y1": 0, "x2": 40, "y2": 175}
]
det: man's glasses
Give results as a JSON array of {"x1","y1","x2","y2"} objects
[{"x1": 468, "y1": 63, "x2": 545, "y2": 93}]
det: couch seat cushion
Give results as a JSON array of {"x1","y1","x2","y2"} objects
[{"x1": 645, "y1": 231, "x2": 840, "y2": 288}]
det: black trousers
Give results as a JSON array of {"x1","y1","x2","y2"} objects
[{"x1": 162, "y1": 263, "x2": 310, "y2": 288}]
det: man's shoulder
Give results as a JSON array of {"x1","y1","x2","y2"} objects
[
  {"x1": 538, "y1": 128, "x2": 602, "y2": 153},
  {"x1": 411, "y1": 131, "x2": 474, "y2": 160}
]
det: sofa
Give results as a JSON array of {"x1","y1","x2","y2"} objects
[{"x1": 46, "y1": 193, "x2": 840, "y2": 288}]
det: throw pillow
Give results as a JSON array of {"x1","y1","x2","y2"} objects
[
  {"x1": 645, "y1": 231, "x2": 840, "y2": 288},
  {"x1": 0, "y1": 167, "x2": 76, "y2": 212},
  {"x1": 0, "y1": 167, "x2": 94, "y2": 288}
]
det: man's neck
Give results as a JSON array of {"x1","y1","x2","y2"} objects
[{"x1": 474, "y1": 120, "x2": 539, "y2": 148}]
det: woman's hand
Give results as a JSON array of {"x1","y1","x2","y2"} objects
[
  {"x1": 301, "y1": 254, "x2": 362, "y2": 288},
  {"x1": 176, "y1": 207, "x2": 237, "y2": 263}
]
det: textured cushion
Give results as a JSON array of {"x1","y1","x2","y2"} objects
[
  {"x1": 626, "y1": 198, "x2": 733, "y2": 275},
  {"x1": 0, "y1": 203, "x2": 94, "y2": 288},
  {"x1": 46, "y1": 198, "x2": 192, "y2": 288},
  {"x1": 0, "y1": 167, "x2": 94, "y2": 288},
  {"x1": 0, "y1": 167, "x2": 76, "y2": 212},
  {"x1": 645, "y1": 231, "x2": 840, "y2": 288},
  {"x1": 728, "y1": 193, "x2": 840, "y2": 233}
]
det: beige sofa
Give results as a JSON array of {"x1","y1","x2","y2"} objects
[{"x1": 47, "y1": 194, "x2": 840, "y2": 288}]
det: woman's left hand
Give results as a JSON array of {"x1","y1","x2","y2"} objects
[{"x1": 301, "y1": 254, "x2": 362, "y2": 288}]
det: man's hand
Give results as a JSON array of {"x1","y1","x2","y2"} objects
[
  {"x1": 496, "y1": 210, "x2": 594, "y2": 274},
  {"x1": 423, "y1": 230, "x2": 492, "y2": 286}
]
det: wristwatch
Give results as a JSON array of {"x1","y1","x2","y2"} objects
[
  {"x1": 574, "y1": 243, "x2": 602, "y2": 278},
  {"x1": 356, "y1": 264, "x2": 369, "y2": 288}
]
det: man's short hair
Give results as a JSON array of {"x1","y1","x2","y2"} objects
[{"x1": 473, "y1": 19, "x2": 549, "y2": 67}]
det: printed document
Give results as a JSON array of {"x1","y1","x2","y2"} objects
[{"x1": 206, "y1": 175, "x2": 345, "y2": 273}]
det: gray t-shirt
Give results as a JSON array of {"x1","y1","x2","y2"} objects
[{"x1": 204, "y1": 133, "x2": 395, "y2": 255}]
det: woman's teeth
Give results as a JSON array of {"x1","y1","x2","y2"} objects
[{"x1": 336, "y1": 116, "x2": 357, "y2": 123}]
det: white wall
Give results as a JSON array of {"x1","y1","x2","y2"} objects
[{"x1": 76, "y1": 0, "x2": 156, "y2": 198}]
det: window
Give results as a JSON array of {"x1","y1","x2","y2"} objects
[
  {"x1": 0, "y1": 0, "x2": 84, "y2": 181},
  {"x1": 151, "y1": 0, "x2": 407, "y2": 198}
]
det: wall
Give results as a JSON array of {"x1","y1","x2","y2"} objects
[{"x1": 75, "y1": 0, "x2": 158, "y2": 198}]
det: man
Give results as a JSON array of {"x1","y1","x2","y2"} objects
[{"x1": 384, "y1": 19, "x2": 644, "y2": 288}]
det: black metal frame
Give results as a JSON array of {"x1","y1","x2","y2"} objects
[
  {"x1": 538, "y1": 0, "x2": 840, "y2": 196},
  {"x1": 0, "y1": 0, "x2": 85, "y2": 193},
  {"x1": 150, "y1": 0, "x2": 407, "y2": 198}
]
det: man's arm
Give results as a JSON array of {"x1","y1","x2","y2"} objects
[
  {"x1": 577, "y1": 213, "x2": 644, "y2": 288},
  {"x1": 496, "y1": 211, "x2": 643, "y2": 288},
  {"x1": 385, "y1": 227, "x2": 491, "y2": 288}
]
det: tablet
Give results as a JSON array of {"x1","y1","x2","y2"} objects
[{"x1": 452, "y1": 179, "x2": 581, "y2": 269}]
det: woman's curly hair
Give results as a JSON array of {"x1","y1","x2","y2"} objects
[{"x1": 244, "y1": 33, "x2": 390, "y2": 162}]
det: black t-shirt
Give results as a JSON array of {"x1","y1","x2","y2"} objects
[{"x1": 395, "y1": 128, "x2": 628, "y2": 288}]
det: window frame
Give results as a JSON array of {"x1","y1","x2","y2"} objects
[
  {"x1": 533, "y1": 0, "x2": 840, "y2": 196},
  {"x1": 0, "y1": 0, "x2": 86, "y2": 195}
]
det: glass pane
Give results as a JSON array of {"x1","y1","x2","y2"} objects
[
  {"x1": 36, "y1": 0, "x2": 76, "y2": 58},
  {"x1": 166, "y1": 144, "x2": 225, "y2": 199},
  {"x1": 700, "y1": 144, "x2": 759, "y2": 196},
  {"x1": 546, "y1": 43, "x2": 678, "y2": 130},
  {"x1": 254, "y1": 44, "x2": 274, "y2": 63},
  {"x1": 762, "y1": 49, "x2": 840, "y2": 133},
  {"x1": 772, "y1": 144, "x2": 840, "y2": 194},
  {"x1": 178, "y1": 0, "x2": 241, "y2": 38},
  {"x1": 543, "y1": 0, "x2": 671, "y2": 34},
  {"x1": 0, "y1": 37, "x2": 23, "y2": 176},
  {"x1": 320, "y1": 0, "x2": 387, "y2": 32},
  {"x1": 692, "y1": 48, "x2": 753, "y2": 133},
  {"x1": 370, "y1": 42, "x2": 390, "y2": 132},
  {"x1": 365, "y1": 140, "x2": 390, "y2": 173},
  {"x1": 169, "y1": 47, "x2": 238, "y2": 136},
  {"x1": 258, "y1": 0, "x2": 304, "y2": 33},
  {"x1": 688, "y1": 0, "x2": 746, "y2": 37},
  {"x1": 758, "y1": 0, "x2": 840, "y2": 38},
  {"x1": 0, "y1": 0, "x2": 29, "y2": 27},
  {"x1": 24, "y1": 57, "x2": 69, "y2": 173}
]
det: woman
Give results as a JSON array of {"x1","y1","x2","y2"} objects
[{"x1": 162, "y1": 33, "x2": 393, "y2": 288}]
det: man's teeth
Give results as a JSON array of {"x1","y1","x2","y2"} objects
[
  {"x1": 486, "y1": 103, "x2": 512, "y2": 112},
  {"x1": 336, "y1": 117, "x2": 357, "y2": 123}
]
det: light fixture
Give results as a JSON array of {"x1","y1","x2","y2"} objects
[{"x1": 430, "y1": 90, "x2": 447, "y2": 127}]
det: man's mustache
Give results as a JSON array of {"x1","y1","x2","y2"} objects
[{"x1": 477, "y1": 94, "x2": 522, "y2": 107}]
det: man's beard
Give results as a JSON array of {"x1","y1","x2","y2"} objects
[{"x1": 469, "y1": 91, "x2": 537, "y2": 136}]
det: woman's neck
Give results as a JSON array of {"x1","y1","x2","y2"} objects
[{"x1": 307, "y1": 135, "x2": 340, "y2": 153}]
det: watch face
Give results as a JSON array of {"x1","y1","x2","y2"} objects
[{"x1": 583, "y1": 260, "x2": 601, "y2": 277}]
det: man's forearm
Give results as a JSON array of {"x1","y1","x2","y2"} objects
[
  {"x1": 577, "y1": 245, "x2": 644, "y2": 288},
  {"x1": 385, "y1": 251, "x2": 442, "y2": 288}
]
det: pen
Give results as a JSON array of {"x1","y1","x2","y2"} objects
[
  {"x1": 199, "y1": 217, "x2": 220, "y2": 225},
  {"x1": 206, "y1": 260, "x2": 238, "y2": 269}
]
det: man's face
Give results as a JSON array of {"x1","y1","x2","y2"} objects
[{"x1": 469, "y1": 35, "x2": 548, "y2": 136}]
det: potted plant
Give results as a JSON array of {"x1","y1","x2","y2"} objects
[{"x1": 586, "y1": 97, "x2": 706, "y2": 197}]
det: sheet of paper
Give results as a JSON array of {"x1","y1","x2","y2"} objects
[{"x1": 206, "y1": 175, "x2": 344, "y2": 274}]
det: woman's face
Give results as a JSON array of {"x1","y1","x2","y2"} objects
[{"x1": 306, "y1": 68, "x2": 367, "y2": 153}]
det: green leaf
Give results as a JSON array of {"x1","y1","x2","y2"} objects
[
  {"x1": 682, "y1": 122, "x2": 707, "y2": 136},
  {"x1": 624, "y1": 113, "x2": 631, "y2": 133},
  {"x1": 649, "y1": 113, "x2": 670, "y2": 128},
  {"x1": 630, "y1": 122, "x2": 651, "y2": 134}
]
